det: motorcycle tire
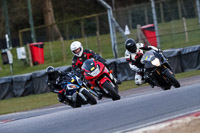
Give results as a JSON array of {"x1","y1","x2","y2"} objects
[
  {"x1": 82, "y1": 89, "x2": 97, "y2": 105},
  {"x1": 164, "y1": 69, "x2": 180, "y2": 88},
  {"x1": 103, "y1": 81, "x2": 120, "y2": 101},
  {"x1": 69, "y1": 102, "x2": 81, "y2": 108},
  {"x1": 71, "y1": 101, "x2": 81, "y2": 108},
  {"x1": 71, "y1": 96, "x2": 82, "y2": 108},
  {"x1": 162, "y1": 86, "x2": 171, "y2": 90},
  {"x1": 114, "y1": 84, "x2": 119, "y2": 93}
]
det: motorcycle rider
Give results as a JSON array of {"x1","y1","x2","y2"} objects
[
  {"x1": 70, "y1": 41, "x2": 120, "y2": 99},
  {"x1": 124, "y1": 38, "x2": 158, "y2": 86},
  {"x1": 46, "y1": 66, "x2": 75, "y2": 104},
  {"x1": 70, "y1": 41, "x2": 107, "y2": 71}
]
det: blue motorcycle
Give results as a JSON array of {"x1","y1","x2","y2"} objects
[{"x1": 58, "y1": 73, "x2": 97, "y2": 108}]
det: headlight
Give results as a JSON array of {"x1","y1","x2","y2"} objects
[
  {"x1": 90, "y1": 67, "x2": 100, "y2": 76},
  {"x1": 151, "y1": 58, "x2": 160, "y2": 66},
  {"x1": 67, "y1": 84, "x2": 78, "y2": 90}
]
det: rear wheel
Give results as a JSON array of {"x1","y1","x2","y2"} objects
[
  {"x1": 164, "y1": 69, "x2": 180, "y2": 88},
  {"x1": 103, "y1": 81, "x2": 120, "y2": 100},
  {"x1": 82, "y1": 89, "x2": 97, "y2": 105}
]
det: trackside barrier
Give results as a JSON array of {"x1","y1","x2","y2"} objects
[{"x1": 0, "y1": 45, "x2": 200, "y2": 100}]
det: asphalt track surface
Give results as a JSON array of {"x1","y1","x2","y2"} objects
[{"x1": 0, "y1": 75, "x2": 200, "y2": 133}]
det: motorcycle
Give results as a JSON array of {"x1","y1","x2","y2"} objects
[
  {"x1": 58, "y1": 73, "x2": 97, "y2": 108},
  {"x1": 141, "y1": 49, "x2": 180, "y2": 90},
  {"x1": 81, "y1": 59, "x2": 120, "y2": 100}
]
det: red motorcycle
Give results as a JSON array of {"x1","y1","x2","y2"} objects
[{"x1": 81, "y1": 59, "x2": 120, "y2": 100}]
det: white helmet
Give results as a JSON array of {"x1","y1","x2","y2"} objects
[{"x1": 70, "y1": 41, "x2": 83, "y2": 57}]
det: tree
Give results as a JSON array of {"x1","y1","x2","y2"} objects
[
  {"x1": 43, "y1": 0, "x2": 63, "y2": 41},
  {"x1": 43, "y1": 0, "x2": 66, "y2": 61}
]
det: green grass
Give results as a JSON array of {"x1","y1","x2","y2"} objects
[
  {"x1": 0, "y1": 17, "x2": 200, "y2": 115},
  {"x1": 0, "y1": 69, "x2": 200, "y2": 115},
  {"x1": 119, "y1": 69, "x2": 200, "y2": 91},
  {"x1": 0, "y1": 18, "x2": 200, "y2": 77},
  {"x1": 0, "y1": 93, "x2": 59, "y2": 115}
]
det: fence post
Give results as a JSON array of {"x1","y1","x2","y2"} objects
[
  {"x1": 96, "y1": 31, "x2": 102, "y2": 56},
  {"x1": 65, "y1": 23, "x2": 69, "y2": 40},
  {"x1": 96, "y1": 16, "x2": 100, "y2": 34},
  {"x1": 84, "y1": 35, "x2": 89, "y2": 49},
  {"x1": 150, "y1": 0, "x2": 160, "y2": 48},
  {"x1": 128, "y1": 9, "x2": 132, "y2": 29},
  {"x1": 19, "y1": 30, "x2": 23, "y2": 46},
  {"x1": 171, "y1": 21, "x2": 175, "y2": 40},
  {"x1": 81, "y1": 19, "x2": 85, "y2": 38},
  {"x1": 183, "y1": 17, "x2": 189, "y2": 42},
  {"x1": 144, "y1": 4, "x2": 149, "y2": 24},
  {"x1": 49, "y1": 41, "x2": 54, "y2": 63},
  {"x1": 60, "y1": 38, "x2": 66, "y2": 62},
  {"x1": 159, "y1": 1, "x2": 164, "y2": 22},
  {"x1": 196, "y1": 0, "x2": 200, "y2": 24},
  {"x1": 27, "y1": 43, "x2": 33, "y2": 67}
]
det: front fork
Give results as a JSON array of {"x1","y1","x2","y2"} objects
[
  {"x1": 89, "y1": 88, "x2": 99, "y2": 97},
  {"x1": 156, "y1": 65, "x2": 174, "y2": 83},
  {"x1": 77, "y1": 88, "x2": 88, "y2": 102}
]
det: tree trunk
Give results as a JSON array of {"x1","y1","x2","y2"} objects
[
  {"x1": 43, "y1": 0, "x2": 66, "y2": 62},
  {"x1": 43, "y1": 0, "x2": 62, "y2": 41}
]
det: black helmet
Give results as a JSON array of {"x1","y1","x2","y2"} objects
[
  {"x1": 46, "y1": 66, "x2": 55, "y2": 74},
  {"x1": 46, "y1": 66, "x2": 57, "y2": 80},
  {"x1": 125, "y1": 38, "x2": 137, "y2": 53}
]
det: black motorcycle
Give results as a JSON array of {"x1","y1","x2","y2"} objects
[
  {"x1": 58, "y1": 73, "x2": 97, "y2": 108},
  {"x1": 141, "y1": 49, "x2": 180, "y2": 90}
]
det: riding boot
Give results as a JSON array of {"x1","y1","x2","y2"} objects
[{"x1": 57, "y1": 93, "x2": 65, "y2": 103}]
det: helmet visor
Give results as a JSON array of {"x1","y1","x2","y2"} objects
[
  {"x1": 129, "y1": 47, "x2": 136, "y2": 53},
  {"x1": 73, "y1": 48, "x2": 81, "y2": 54}
]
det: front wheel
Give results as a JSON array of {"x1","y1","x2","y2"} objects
[
  {"x1": 102, "y1": 81, "x2": 120, "y2": 100},
  {"x1": 82, "y1": 89, "x2": 97, "y2": 105},
  {"x1": 164, "y1": 69, "x2": 180, "y2": 88}
]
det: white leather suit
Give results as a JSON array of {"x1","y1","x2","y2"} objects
[{"x1": 125, "y1": 43, "x2": 158, "y2": 85}]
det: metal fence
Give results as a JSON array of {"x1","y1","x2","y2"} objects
[{"x1": 18, "y1": 0, "x2": 200, "y2": 63}]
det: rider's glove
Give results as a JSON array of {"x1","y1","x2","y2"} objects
[
  {"x1": 59, "y1": 89, "x2": 66, "y2": 94},
  {"x1": 149, "y1": 46, "x2": 159, "y2": 52},
  {"x1": 94, "y1": 55, "x2": 106, "y2": 64},
  {"x1": 94, "y1": 55, "x2": 99, "y2": 61}
]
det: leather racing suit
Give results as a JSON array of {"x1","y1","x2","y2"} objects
[{"x1": 125, "y1": 43, "x2": 158, "y2": 85}]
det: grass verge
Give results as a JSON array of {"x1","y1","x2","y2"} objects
[
  {"x1": 1, "y1": 18, "x2": 200, "y2": 77},
  {"x1": 0, "y1": 69, "x2": 200, "y2": 115}
]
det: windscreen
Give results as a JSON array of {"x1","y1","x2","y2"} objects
[
  {"x1": 82, "y1": 59, "x2": 95, "y2": 71},
  {"x1": 141, "y1": 50, "x2": 155, "y2": 62}
]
